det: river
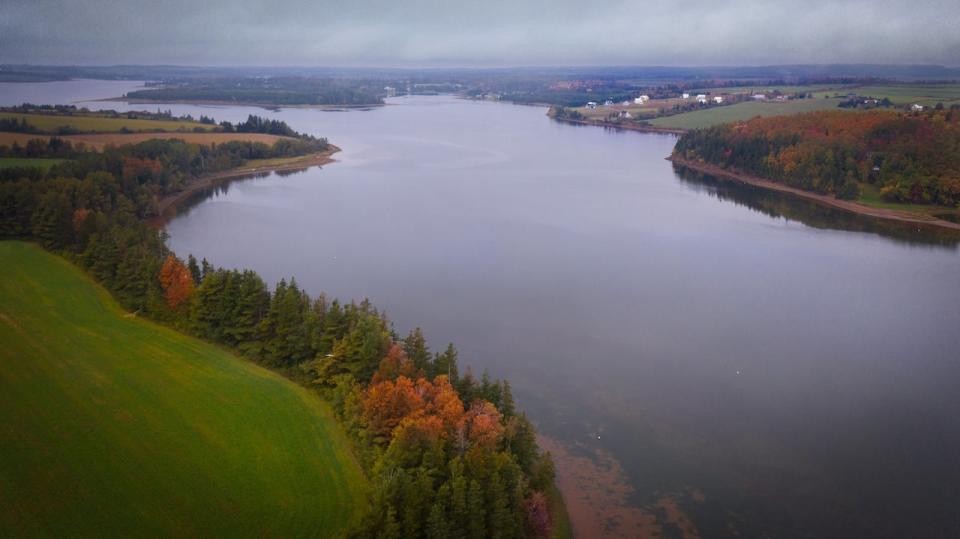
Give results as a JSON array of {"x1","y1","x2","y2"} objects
[{"x1": 3, "y1": 80, "x2": 960, "y2": 538}]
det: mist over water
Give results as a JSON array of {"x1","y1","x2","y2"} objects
[{"x1": 9, "y1": 82, "x2": 960, "y2": 537}]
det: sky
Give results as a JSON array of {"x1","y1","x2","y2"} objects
[{"x1": 2, "y1": 0, "x2": 958, "y2": 67}]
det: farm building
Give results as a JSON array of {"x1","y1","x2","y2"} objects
[
  {"x1": 682, "y1": 93, "x2": 690, "y2": 99},
  {"x1": 911, "y1": 104, "x2": 925, "y2": 111},
  {"x1": 713, "y1": 96, "x2": 724, "y2": 104},
  {"x1": 696, "y1": 94, "x2": 707, "y2": 104},
  {"x1": 586, "y1": 101, "x2": 598, "y2": 109}
]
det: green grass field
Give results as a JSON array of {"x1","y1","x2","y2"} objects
[
  {"x1": 0, "y1": 112, "x2": 215, "y2": 134},
  {"x1": 0, "y1": 241, "x2": 367, "y2": 536},
  {"x1": 838, "y1": 84, "x2": 960, "y2": 106},
  {"x1": 0, "y1": 158, "x2": 65, "y2": 170},
  {"x1": 857, "y1": 184, "x2": 960, "y2": 218},
  {"x1": 648, "y1": 98, "x2": 844, "y2": 129}
]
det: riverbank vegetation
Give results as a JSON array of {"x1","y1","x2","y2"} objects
[
  {"x1": 673, "y1": 109, "x2": 960, "y2": 210},
  {"x1": 125, "y1": 77, "x2": 385, "y2": 106},
  {"x1": 0, "y1": 109, "x2": 565, "y2": 537},
  {"x1": 0, "y1": 241, "x2": 367, "y2": 536}
]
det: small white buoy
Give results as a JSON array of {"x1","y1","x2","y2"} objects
[
  {"x1": 736, "y1": 370, "x2": 741, "y2": 375},
  {"x1": 597, "y1": 435, "x2": 601, "y2": 440}
]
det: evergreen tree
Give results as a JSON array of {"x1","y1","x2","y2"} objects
[
  {"x1": 467, "y1": 479, "x2": 486, "y2": 539},
  {"x1": 426, "y1": 483, "x2": 452, "y2": 539},
  {"x1": 31, "y1": 191, "x2": 72, "y2": 249},
  {"x1": 404, "y1": 327, "x2": 431, "y2": 373},
  {"x1": 187, "y1": 254, "x2": 201, "y2": 285}
]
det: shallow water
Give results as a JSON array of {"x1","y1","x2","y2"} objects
[{"x1": 5, "y1": 83, "x2": 960, "y2": 538}]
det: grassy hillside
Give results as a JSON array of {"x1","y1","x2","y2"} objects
[
  {"x1": 649, "y1": 98, "x2": 843, "y2": 129},
  {"x1": 0, "y1": 241, "x2": 367, "y2": 536},
  {"x1": 0, "y1": 111, "x2": 215, "y2": 133}
]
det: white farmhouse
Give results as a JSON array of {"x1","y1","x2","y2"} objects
[
  {"x1": 633, "y1": 95, "x2": 649, "y2": 104},
  {"x1": 586, "y1": 101, "x2": 598, "y2": 109},
  {"x1": 911, "y1": 104, "x2": 924, "y2": 111},
  {"x1": 696, "y1": 94, "x2": 708, "y2": 104},
  {"x1": 751, "y1": 93, "x2": 766, "y2": 100},
  {"x1": 682, "y1": 93, "x2": 690, "y2": 99},
  {"x1": 713, "y1": 96, "x2": 724, "y2": 104}
]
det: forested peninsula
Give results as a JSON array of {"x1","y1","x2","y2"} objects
[
  {"x1": 0, "y1": 110, "x2": 565, "y2": 538},
  {"x1": 671, "y1": 109, "x2": 960, "y2": 228},
  {"x1": 123, "y1": 77, "x2": 385, "y2": 107}
]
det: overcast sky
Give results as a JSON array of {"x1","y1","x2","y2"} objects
[{"x1": 2, "y1": 0, "x2": 958, "y2": 67}]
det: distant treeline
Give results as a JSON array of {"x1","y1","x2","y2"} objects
[
  {"x1": 0, "y1": 117, "x2": 560, "y2": 538},
  {"x1": 126, "y1": 77, "x2": 385, "y2": 106},
  {"x1": 674, "y1": 108, "x2": 960, "y2": 205}
]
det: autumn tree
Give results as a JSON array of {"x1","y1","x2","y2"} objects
[{"x1": 158, "y1": 254, "x2": 195, "y2": 310}]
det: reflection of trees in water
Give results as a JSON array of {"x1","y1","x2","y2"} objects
[
  {"x1": 672, "y1": 164, "x2": 960, "y2": 249},
  {"x1": 173, "y1": 168, "x2": 311, "y2": 220}
]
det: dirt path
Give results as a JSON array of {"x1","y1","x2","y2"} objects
[
  {"x1": 147, "y1": 145, "x2": 339, "y2": 226},
  {"x1": 669, "y1": 156, "x2": 960, "y2": 232}
]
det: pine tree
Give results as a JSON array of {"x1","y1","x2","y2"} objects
[
  {"x1": 378, "y1": 506, "x2": 401, "y2": 539},
  {"x1": 427, "y1": 483, "x2": 452, "y2": 539},
  {"x1": 434, "y1": 343, "x2": 460, "y2": 383},
  {"x1": 449, "y1": 458, "x2": 469, "y2": 532},
  {"x1": 404, "y1": 327, "x2": 431, "y2": 373},
  {"x1": 467, "y1": 479, "x2": 486, "y2": 539},
  {"x1": 31, "y1": 191, "x2": 72, "y2": 249},
  {"x1": 500, "y1": 380, "x2": 515, "y2": 417},
  {"x1": 186, "y1": 254, "x2": 201, "y2": 285}
]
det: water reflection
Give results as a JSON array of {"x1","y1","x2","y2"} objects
[{"x1": 673, "y1": 164, "x2": 960, "y2": 249}]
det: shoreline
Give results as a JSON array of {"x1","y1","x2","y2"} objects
[
  {"x1": 549, "y1": 115, "x2": 687, "y2": 135},
  {"x1": 668, "y1": 156, "x2": 960, "y2": 232},
  {"x1": 146, "y1": 144, "x2": 340, "y2": 227}
]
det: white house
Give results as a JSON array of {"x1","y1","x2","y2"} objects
[
  {"x1": 911, "y1": 104, "x2": 924, "y2": 112},
  {"x1": 604, "y1": 100, "x2": 614, "y2": 106},
  {"x1": 696, "y1": 94, "x2": 708, "y2": 104},
  {"x1": 586, "y1": 101, "x2": 598, "y2": 109},
  {"x1": 682, "y1": 93, "x2": 690, "y2": 99},
  {"x1": 751, "y1": 93, "x2": 766, "y2": 100},
  {"x1": 633, "y1": 95, "x2": 650, "y2": 105},
  {"x1": 618, "y1": 110, "x2": 632, "y2": 119},
  {"x1": 713, "y1": 96, "x2": 724, "y2": 104}
]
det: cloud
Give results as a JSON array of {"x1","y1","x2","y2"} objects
[{"x1": 1, "y1": 0, "x2": 957, "y2": 66}]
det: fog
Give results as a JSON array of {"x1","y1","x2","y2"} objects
[{"x1": 2, "y1": 0, "x2": 958, "y2": 66}]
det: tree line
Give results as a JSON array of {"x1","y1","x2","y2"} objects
[
  {"x1": 0, "y1": 121, "x2": 560, "y2": 538},
  {"x1": 674, "y1": 108, "x2": 960, "y2": 205}
]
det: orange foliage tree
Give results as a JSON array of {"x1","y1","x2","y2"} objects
[{"x1": 158, "y1": 255, "x2": 195, "y2": 310}]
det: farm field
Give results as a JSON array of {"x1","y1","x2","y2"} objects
[
  {"x1": 0, "y1": 157, "x2": 64, "y2": 170},
  {"x1": 0, "y1": 131, "x2": 292, "y2": 150},
  {"x1": 648, "y1": 98, "x2": 844, "y2": 129},
  {"x1": 0, "y1": 241, "x2": 367, "y2": 537},
  {"x1": 0, "y1": 111, "x2": 216, "y2": 133},
  {"x1": 828, "y1": 84, "x2": 960, "y2": 106},
  {"x1": 689, "y1": 84, "x2": 856, "y2": 95}
]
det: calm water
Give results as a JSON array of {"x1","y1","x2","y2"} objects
[{"x1": 5, "y1": 81, "x2": 960, "y2": 538}]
